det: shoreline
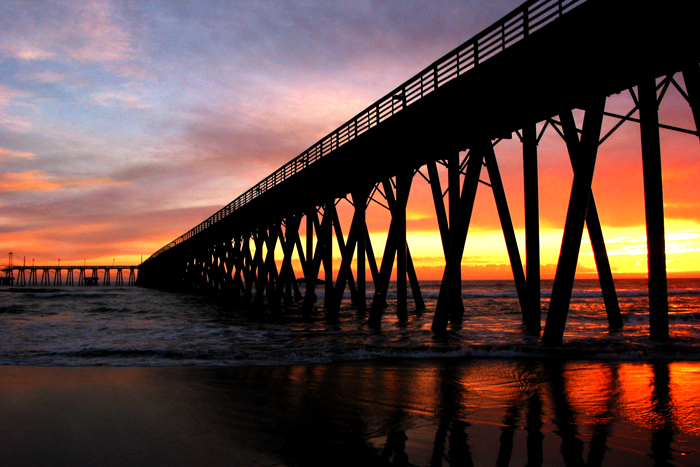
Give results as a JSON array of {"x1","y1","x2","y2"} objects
[{"x1": 3, "y1": 333, "x2": 700, "y2": 367}]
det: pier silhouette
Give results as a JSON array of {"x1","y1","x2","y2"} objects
[
  {"x1": 2, "y1": 254, "x2": 138, "y2": 286},
  {"x1": 1, "y1": 265, "x2": 138, "y2": 286},
  {"x1": 136, "y1": 0, "x2": 699, "y2": 345}
]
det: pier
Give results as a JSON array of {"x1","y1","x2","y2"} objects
[
  {"x1": 2, "y1": 265, "x2": 139, "y2": 286},
  {"x1": 136, "y1": 0, "x2": 699, "y2": 344}
]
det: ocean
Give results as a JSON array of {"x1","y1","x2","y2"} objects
[{"x1": 1, "y1": 279, "x2": 700, "y2": 367}]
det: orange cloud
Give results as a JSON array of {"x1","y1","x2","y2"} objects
[{"x1": 0, "y1": 171, "x2": 116, "y2": 193}]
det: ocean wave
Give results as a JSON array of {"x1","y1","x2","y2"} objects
[
  {"x1": 3, "y1": 280, "x2": 700, "y2": 367},
  {"x1": 4, "y1": 336, "x2": 700, "y2": 367}
]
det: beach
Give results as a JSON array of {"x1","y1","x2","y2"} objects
[
  {"x1": 2, "y1": 281, "x2": 700, "y2": 466},
  {"x1": 2, "y1": 359, "x2": 700, "y2": 466}
]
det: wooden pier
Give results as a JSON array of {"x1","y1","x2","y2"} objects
[{"x1": 1, "y1": 265, "x2": 139, "y2": 286}]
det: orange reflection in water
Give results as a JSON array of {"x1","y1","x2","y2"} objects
[
  {"x1": 561, "y1": 362, "x2": 619, "y2": 428},
  {"x1": 669, "y1": 362, "x2": 700, "y2": 436},
  {"x1": 617, "y1": 362, "x2": 700, "y2": 437}
]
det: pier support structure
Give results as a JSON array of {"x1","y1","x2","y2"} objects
[
  {"x1": 135, "y1": 66, "x2": 699, "y2": 346},
  {"x1": 134, "y1": 0, "x2": 700, "y2": 345}
]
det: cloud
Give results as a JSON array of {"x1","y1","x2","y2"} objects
[
  {"x1": 0, "y1": 0, "x2": 135, "y2": 64},
  {"x1": 26, "y1": 71, "x2": 70, "y2": 84},
  {"x1": 0, "y1": 85, "x2": 28, "y2": 108},
  {"x1": 90, "y1": 90, "x2": 149, "y2": 108},
  {"x1": 0, "y1": 148, "x2": 34, "y2": 160},
  {"x1": 0, "y1": 171, "x2": 115, "y2": 193},
  {"x1": 0, "y1": 85, "x2": 33, "y2": 132}
]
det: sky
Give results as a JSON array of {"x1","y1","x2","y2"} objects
[{"x1": 1, "y1": 0, "x2": 699, "y2": 279}]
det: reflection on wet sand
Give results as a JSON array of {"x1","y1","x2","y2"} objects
[
  {"x1": 258, "y1": 359, "x2": 699, "y2": 467},
  {"x1": 0, "y1": 359, "x2": 698, "y2": 466}
]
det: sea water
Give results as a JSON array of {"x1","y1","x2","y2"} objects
[{"x1": 1, "y1": 278, "x2": 699, "y2": 366}]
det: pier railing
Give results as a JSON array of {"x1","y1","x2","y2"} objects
[{"x1": 144, "y1": 0, "x2": 587, "y2": 263}]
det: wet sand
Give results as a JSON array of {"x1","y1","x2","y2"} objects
[{"x1": 1, "y1": 359, "x2": 699, "y2": 466}]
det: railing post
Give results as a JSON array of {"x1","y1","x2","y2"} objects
[{"x1": 523, "y1": 6, "x2": 529, "y2": 37}]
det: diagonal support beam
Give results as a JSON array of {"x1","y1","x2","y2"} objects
[
  {"x1": 432, "y1": 147, "x2": 485, "y2": 331},
  {"x1": 301, "y1": 200, "x2": 335, "y2": 315},
  {"x1": 328, "y1": 194, "x2": 365, "y2": 321},
  {"x1": 427, "y1": 161, "x2": 450, "y2": 258},
  {"x1": 368, "y1": 172, "x2": 414, "y2": 327},
  {"x1": 543, "y1": 96, "x2": 606, "y2": 346},
  {"x1": 382, "y1": 176, "x2": 425, "y2": 312},
  {"x1": 483, "y1": 143, "x2": 528, "y2": 319},
  {"x1": 295, "y1": 236, "x2": 308, "y2": 282},
  {"x1": 365, "y1": 230, "x2": 380, "y2": 287},
  {"x1": 275, "y1": 215, "x2": 302, "y2": 304},
  {"x1": 406, "y1": 248, "x2": 425, "y2": 310},
  {"x1": 560, "y1": 110, "x2": 623, "y2": 330},
  {"x1": 332, "y1": 210, "x2": 358, "y2": 304}
]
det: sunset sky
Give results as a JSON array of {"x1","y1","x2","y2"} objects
[{"x1": 1, "y1": 0, "x2": 699, "y2": 280}]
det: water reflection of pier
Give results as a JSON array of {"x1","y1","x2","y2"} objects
[
  {"x1": 371, "y1": 361, "x2": 687, "y2": 467},
  {"x1": 1, "y1": 265, "x2": 138, "y2": 286}
]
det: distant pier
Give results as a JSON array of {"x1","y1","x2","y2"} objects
[{"x1": 1, "y1": 265, "x2": 139, "y2": 286}]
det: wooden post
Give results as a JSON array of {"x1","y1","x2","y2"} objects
[
  {"x1": 639, "y1": 78, "x2": 669, "y2": 342},
  {"x1": 523, "y1": 122, "x2": 541, "y2": 334}
]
